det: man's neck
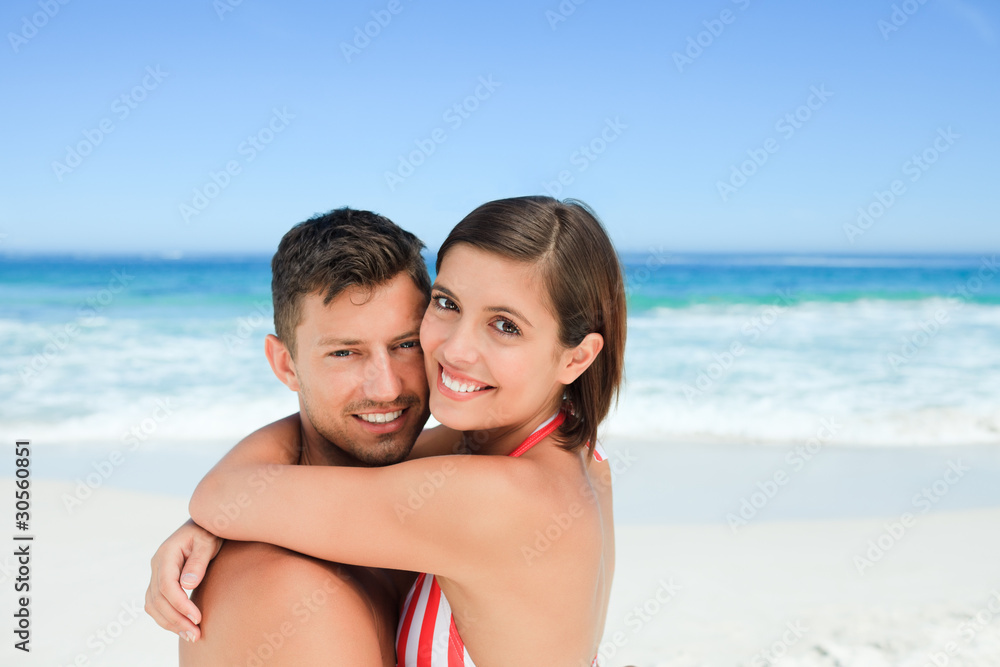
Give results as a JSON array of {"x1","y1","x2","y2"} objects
[{"x1": 297, "y1": 414, "x2": 366, "y2": 467}]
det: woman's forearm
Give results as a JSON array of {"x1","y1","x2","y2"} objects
[
  {"x1": 189, "y1": 461, "x2": 285, "y2": 538},
  {"x1": 187, "y1": 453, "x2": 532, "y2": 575}
]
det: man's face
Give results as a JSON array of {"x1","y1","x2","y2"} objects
[{"x1": 288, "y1": 272, "x2": 430, "y2": 465}]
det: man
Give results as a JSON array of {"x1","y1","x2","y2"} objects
[{"x1": 144, "y1": 207, "x2": 433, "y2": 665}]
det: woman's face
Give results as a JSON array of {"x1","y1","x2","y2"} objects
[{"x1": 420, "y1": 243, "x2": 574, "y2": 433}]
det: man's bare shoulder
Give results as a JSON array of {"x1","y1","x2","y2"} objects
[
  {"x1": 406, "y1": 424, "x2": 462, "y2": 460},
  {"x1": 183, "y1": 541, "x2": 394, "y2": 666}
]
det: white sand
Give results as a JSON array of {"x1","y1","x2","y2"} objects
[
  {"x1": 606, "y1": 512, "x2": 1000, "y2": 666},
  {"x1": 2, "y1": 479, "x2": 999, "y2": 666}
]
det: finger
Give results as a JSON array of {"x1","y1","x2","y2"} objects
[
  {"x1": 149, "y1": 587, "x2": 202, "y2": 642},
  {"x1": 157, "y1": 553, "x2": 204, "y2": 626},
  {"x1": 145, "y1": 583, "x2": 201, "y2": 642},
  {"x1": 180, "y1": 535, "x2": 219, "y2": 591}
]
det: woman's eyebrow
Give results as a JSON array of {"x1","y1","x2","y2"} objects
[
  {"x1": 431, "y1": 283, "x2": 457, "y2": 299},
  {"x1": 486, "y1": 305, "x2": 532, "y2": 328},
  {"x1": 433, "y1": 282, "x2": 533, "y2": 327}
]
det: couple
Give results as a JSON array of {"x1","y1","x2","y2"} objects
[{"x1": 144, "y1": 196, "x2": 627, "y2": 666}]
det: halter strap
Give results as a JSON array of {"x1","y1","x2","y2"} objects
[{"x1": 508, "y1": 411, "x2": 566, "y2": 458}]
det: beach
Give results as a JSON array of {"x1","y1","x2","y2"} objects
[
  {"x1": 3, "y1": 254, "x2": 999, "y2": 665},
  {"x1": 2, "y1": 438, "x2": 998, "y2": 666},
  {"x1": 607, "y1": 508, "x2": 1000, "y2": 666},
  {"x1": 6, "y1": 0, "x2": 1000, "y2": 661}
]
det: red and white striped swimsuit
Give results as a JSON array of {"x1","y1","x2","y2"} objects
[{"x1": 395, "y1": 412, "x2": 604, "y2": 667}]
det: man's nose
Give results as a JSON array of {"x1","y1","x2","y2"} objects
[{"x1": 363, "y1": 354, "x2": 403, "y2": 402}]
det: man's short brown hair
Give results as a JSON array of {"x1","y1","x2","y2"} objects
[{"x1": 271, "y1": 208, "x2": 431, "y2": 358}]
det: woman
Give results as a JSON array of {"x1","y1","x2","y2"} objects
[{"x1": 157, "y1": 196, "x2": 626, "y2": 665}]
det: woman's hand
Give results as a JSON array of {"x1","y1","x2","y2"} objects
[
  {"x1": 144, "y1": 519, "x2": 223, "y2": 642},
  {"x1": 145, "y1": 415, "x2": 300, "y2": 641}
]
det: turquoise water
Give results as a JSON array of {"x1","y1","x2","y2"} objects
[{"x1": 2, "y1": 252, "x2": 999, "y2": 448}]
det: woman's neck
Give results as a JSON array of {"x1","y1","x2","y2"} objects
[{"x1": 457, "y1": 402, "x2": 562, "y2": 456}]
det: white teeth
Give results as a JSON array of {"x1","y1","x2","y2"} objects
[
  {"x1": 441, "y1": 368, "x2": 488, "y2": 393},
  {"x1": 358, "y1": 410, "x2": 403, "y2": 423}
]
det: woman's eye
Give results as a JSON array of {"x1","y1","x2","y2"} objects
[
  {"x1": 490, "y1": 319, "x2": 521, "y2": 336},
  {"x1": 434, "y1": 295, "x2": 457, "y2": 311}
]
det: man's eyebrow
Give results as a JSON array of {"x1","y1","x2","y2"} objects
[
  {"x1": 391, "y1": 329, "x2": 421, "y2": 342},
  {"x1": 317, "y1": 336, "x2": 363, "y2": 347},
  {"x1": 316, "y1": 329, "x2": 420, "y2": 348},
  {"x1": 432, "y1": 283, "x2": 533, "y2": 328}
]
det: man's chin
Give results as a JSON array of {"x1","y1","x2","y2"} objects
[
  {"x1": 311, "y1": 405, "x2": 427, "y2": 466},
  {"x1": 350, "y1": 419, "x2": 423, "y2": 466},
  {"x1": 351, "y1": 435, "x2": 414, "y2": 466},
  {"x1": 369, "y1": 448, "x2": 411, "y2": 466},
  {"x1": 353, "y1": 406, "x2": 429, "y2": 465}
]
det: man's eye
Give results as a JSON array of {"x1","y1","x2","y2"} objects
[
  {"x1": 330, "y1": 350, "x2": 352, "y2": 357},
  {"x1": 399, "y1": 340, "x2": 420, "y2": 349}
]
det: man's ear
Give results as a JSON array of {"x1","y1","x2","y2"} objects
[
  {"x1": 265, "y1": 334, "x2": 300, "y2": 392},
  {"x1": 556, "y1": 332, "x2": 604, "y2": 385}
]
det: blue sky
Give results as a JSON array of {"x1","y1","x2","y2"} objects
[{"x1": 1, "y1": 0, "x2": 997, "y2": 254}]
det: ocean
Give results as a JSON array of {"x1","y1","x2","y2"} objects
[{"x1": 2, "y1": 252, "x2": 999, "y2": 460}]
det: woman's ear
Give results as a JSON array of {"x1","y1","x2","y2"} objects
[
  {"x1": 265, "y1": 334, "x2": 301, "y2": 392},
  {"x1": 557, "y1": 332, "x2": 604, "y2": 385}
]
